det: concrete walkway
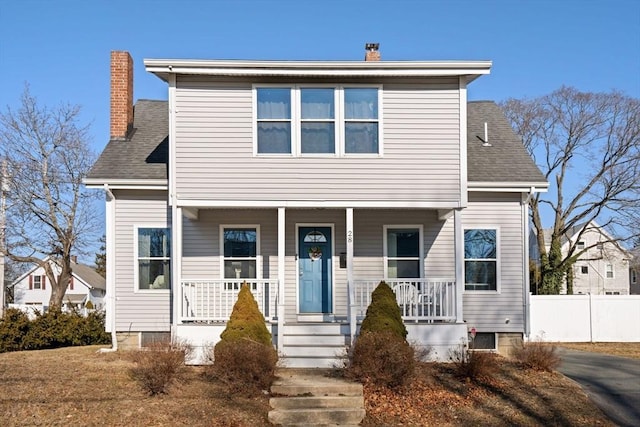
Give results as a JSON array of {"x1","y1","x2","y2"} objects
[{"x1": 558, "y1": 348, "x2": 640, "y2": 427}]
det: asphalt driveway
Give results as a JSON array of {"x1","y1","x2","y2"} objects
[{"x1": 558, "y1": 348, "x2": 640, "y2": 427}]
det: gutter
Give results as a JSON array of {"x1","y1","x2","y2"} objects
[{"x1": 99, "y1": 184, "x2": 118, "y2": 353}]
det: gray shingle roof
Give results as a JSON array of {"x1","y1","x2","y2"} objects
[
  {"x1": 73, "y1": 263, "x2": 106, "y2": 290},
  {"x1": 88, "y1": 99, "x2": 545, "y2": 185},
  {"x1": 87, "y1": 100, "x2": 168, "y2": 180},
  {"x1": 467, "y1": 101, "x2": 546, "y2": 183}
]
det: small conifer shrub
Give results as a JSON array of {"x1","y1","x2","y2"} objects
[{"x1": 208, "y1": 283, "x2": 278, "y2": 395}]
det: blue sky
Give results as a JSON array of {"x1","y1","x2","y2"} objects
[{"x1": 1, "y1": 0, "x2": 639, "y2": 257}]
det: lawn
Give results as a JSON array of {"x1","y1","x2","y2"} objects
[{"x1": 0, "y1": 343, "x2": 632, "y2": 426}]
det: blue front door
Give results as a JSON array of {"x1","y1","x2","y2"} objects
[{"x1": 299, "y1": 227, "x2": 332, "y2": 313}]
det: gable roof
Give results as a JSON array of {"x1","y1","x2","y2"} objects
[
  {"x1": 86, "y1": 100, "x2": 168, "y2": 183},
  {"x1": 9, "y1": 259, "x2": 106, "y2": 290},
  {"x1": 467, "y1": 101, "x2": 546, "y2": 185},
  {"x1": 86, "y1": 99, "x2": 545, "y2": 187}
]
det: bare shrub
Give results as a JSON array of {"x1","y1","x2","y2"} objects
[
  {"x1": 513, "y1": 340, "x2": 561, "y2": 371},
  {"x1": 346, "y1": 331, "x2": 415, "y2": 388},
  {"x1": 206, "y1": 338, "x2": 278, "y2": 396},
  {"x1": 449, "y1": 339, "x2": 497, "y2": 381},
  {"x1": 128, "y1": 340, "x2": 192, "y2": 395}
]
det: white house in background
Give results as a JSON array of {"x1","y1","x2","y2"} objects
[
  {"x1": 542, "y1": 221, "x2": 632, "y2": 295},
  {"x1": 84, "y1": 46, "x2": 548, "y2": 366},
  {"x1": 629, "y1": 248, "x2": 640, "y2": 295},
  {"x1": 9, "y1": 257, "x2": 106, "y2": 312}
]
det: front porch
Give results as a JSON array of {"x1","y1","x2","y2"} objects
[{"x1": 173, "y1": 207, "x2": 469, "y2": 366}]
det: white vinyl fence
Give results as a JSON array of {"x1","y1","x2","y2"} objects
[{"x1": 529, "y1": 295, "x2": 640, "y2": 342}]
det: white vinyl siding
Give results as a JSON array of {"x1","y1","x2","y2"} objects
[
  {"x1": 462, "y1": 192, "x2": 526, "y2": 332},
  {"x1": 114, "y1": 190, "x2": 171, "y2": 332},
  {"x1": 173, "y1": 76, "x2": 461, "y2": 204}
]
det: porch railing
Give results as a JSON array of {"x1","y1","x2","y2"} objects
[
  {"x1": 352, "y1": 279, "x2": 457, "y2": 323},
  {"x1": 180, "y1": 279, "x2": 279, "y2": 323}
]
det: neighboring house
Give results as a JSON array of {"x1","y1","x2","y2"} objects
[
  {"x1": 9, "y1": 257, "x2": 106, "y2": 312},
  {"x1": 538, "y1": 221, "x2": 631, "y2": 295},
  {"x1": 629, "y1": 248, "x2": 640, "y2": 295},
  {"x1": 84, "y1": 46, "x2": 547, "y2": 366}
]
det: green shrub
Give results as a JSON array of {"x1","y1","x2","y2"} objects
[
  {"x1": 346, "y1": 331, "x2": 415, "y2": 388},
  {"x1": 512, "y1": 340, "x2": 561, "y2": 371},
  {"x1": 209, "y1": 283, "x2": 278, "y2": 395},
  {"x1": 129, "y1": 340, "x2": 191, "y2": 395},
  {"x1": 360, "y1": 281, "x2": 407, "y2": 339},
  {"x1": 347, "y1": 281, "x2": 413, "y2": 387},
  {"x1": 0, "y1": 308, "x2": 32, "y2": 353},
  {"x1": 0, "y1": 308, "x2": 110, "y2": 352}
]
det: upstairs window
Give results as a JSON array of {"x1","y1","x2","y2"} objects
[
  {"x1": 606, "y1": 263, "x2": 614, "y2": 279},
  {"x1": 576, "y1": 241, "x2": 585, "y2": 250},
  {"x1": 581, "y1": 265, "x2": 589, "y2": 274},
  {"x1": 464, "y1": 229, "x2": 498, "y2": 291},
  {"x1": 255, "y1": 85, "x2": 381, "y2": 156}
]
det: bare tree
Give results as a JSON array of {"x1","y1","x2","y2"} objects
[
  {"x1": 0, "y1": 86, "x2": 101, "y2": 308},
  {"x1": 501, "y1": 86, "x2": 640, "y2": 294}
]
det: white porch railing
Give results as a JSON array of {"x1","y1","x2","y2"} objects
[
  {"x1": 352, "y1": 279, "x2": 457, "y2": 323},
  {"x1": 180, "y1": 279, "x2": 278, "y2": 323}
]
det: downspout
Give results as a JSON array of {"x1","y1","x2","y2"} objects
[
  {"x1": 523, "y1": 187, "x2": 535, "y2": 339},
  {"x1": 100, "y1": 183, "x2": 118, "y2": 353}
]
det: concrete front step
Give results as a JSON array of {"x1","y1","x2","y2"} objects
[
  {"x1": 269, "y1": 369, "x2": 365, "y2": 426},
  {"x1": 270, "y1": 395, "x2": 364, "y2": 410},
  {"x1": 268, "y1": 408, "x2": 366, "y2": 426}
]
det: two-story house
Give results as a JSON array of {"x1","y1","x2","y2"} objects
[
  {"x1": 544, "y1": 221, "x2": 632, "y2": 295},
  {"x1": 85, "y1": 46, "x2": 547, "y2": 366},
  {"x1": 9, "y1": 257, "x2": 106, "y2": 313}
]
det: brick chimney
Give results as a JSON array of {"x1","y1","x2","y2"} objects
[
  {"x1": 110, "y1": 51, "x2": 134, "y2": 140},
  {"x1": 365, "y1": 43, "x2": 380, "y2": 61}
]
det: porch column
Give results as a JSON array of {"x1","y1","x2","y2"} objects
[
  {"x1": 346, "y1": 208, "x2": 355, "y2": 343},
  {"x1": 454, "y1": 208, "x2": 464, "y2": 323},
  {"x1": 277, "y1": 207, "x2": 286, "y2": 351}
]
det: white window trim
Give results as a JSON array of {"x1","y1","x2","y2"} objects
[
  {"x1": 219, "y1": 225, "x2": 261, "y2": 280},
  {"x1": 383, "y1": 225, "x2": 424, "y2": 279},
  {"x1": 605, "y1": 263, "x2": 614, "y2": 279},
  {"x1": 33, "y1": 275, "x2": 42, "y2": 290},
  {"x1": 463, "y1": 226, "x2": 501, "y2": 293},
  {"x1": 133, "y1": 225, "x2": 171, "y2": 293},
  {"x1": 253, "y1": 84, "x2": 383, "y2": 157}
]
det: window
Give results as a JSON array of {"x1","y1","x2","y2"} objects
[
  {"x1": 632, "y1": 270, "x2": 637, "y2": 284},
  {"x1": 470, "y1": 332, "x2": 496, "y2": 350},
  {"x1": 255, "y1": 85, "x2": 381, "y2": 155},
  {"x1": 33, "y1": 275, "x2": 42, "y2": 290},
  {"x1": 577, "y1": 241, "x2": 585, "y2": 250},
  {"x1": 385, "y1": 227, "x2": 422, "y2": 278},
  {"x1": 137, "y1": 228, "x2": 171, "y2": 290},
  {"x1": 606, "y1": 263, "x2": 614, "y2": 279},
  {"x1": 605, "y1": 291, "x2": 620, "y2": 295},
  {"x1": 464, "y1": 229, "x2": 498, "y2": 291},
  {"x1": 581, "y1": 265, "x2": 589, "y2": 274},
  {"x1": 222, "y1": 227, "x2": 258, "y2": 279}
]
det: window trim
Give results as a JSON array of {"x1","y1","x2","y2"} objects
[
  {"x1": 605, "y1": 263, "x2": 614, "y2": 279},
  {"x1": 253, "y1": 84, "x2": 383, "y2": 157},
  {"x1": 134, "y1": 225, "x2": 172, "y2": 293},
  {"x1": 463, "y1": 226, "x2": 500, "y2": 293},
  {"x1": 219, "y1": 224, "x2": 261, "y2": 280},
  {"x1": 383, "y1": 225, "x2": 424, "y2": 279},
  {"x1": 580, "y1": 265, "x2": 589, "y2": 275},
  {"x1": 632, "y1": 269, "x2": 637, "y2": 284}
]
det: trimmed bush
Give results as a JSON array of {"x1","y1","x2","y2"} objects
[
  {"x1": 347, "y1": 331, "x2": 415, "y2": 388},
  {"x1": 512, "y1": 340, "x2": 561, "y2": 371},
  {"x1": 0, "y1": 308, "x2": 110, "y2": 353},
  {"x1": 129, "y1": 340, "x2": 191, "y2": 395},
  {"x1": 347, "y1": 281, "x2": 414, "y2": 387},
  {"x1": 0, "y1": 308, "x2": 32, "y2": 353},
  {"x1": 208, "y1": 283, "x2": 278, "y2": 395},
  {"x1": 360, "y1": 281, "x2": 407, "y2": 339}
]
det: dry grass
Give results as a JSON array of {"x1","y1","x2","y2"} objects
[
  {"x1": 558, "y1": 342, "x2": 640, "y2": 359},
  {"x1": 0, "y1": 344, "x2": 628, "y2": 426}
]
